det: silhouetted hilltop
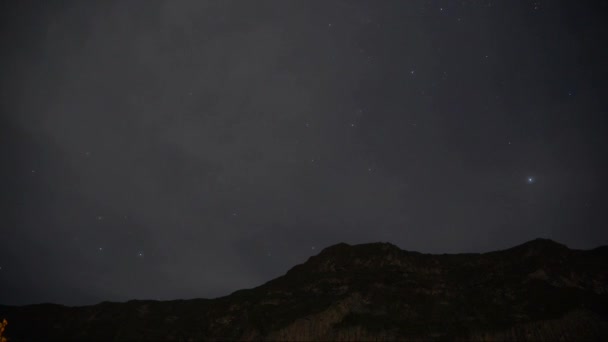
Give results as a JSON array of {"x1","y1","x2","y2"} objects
[
  {"x1": 1, "y1": 238, "x2": 607, "y2": 341},
  {"x1": 499, "y1": 238, "x2": 570, "y2": 254}
]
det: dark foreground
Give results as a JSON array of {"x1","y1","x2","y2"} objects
[{"x1": 1, "y1": 238, "x2": 607, "y2": 341}]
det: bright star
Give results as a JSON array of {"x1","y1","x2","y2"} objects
[{"x1": 527, "y1": 177, "x2": 535, "y2": 184}]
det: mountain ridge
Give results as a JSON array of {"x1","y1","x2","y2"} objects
[{"x1": 1, "y1": 238, "x2": 607, "y2": 341}]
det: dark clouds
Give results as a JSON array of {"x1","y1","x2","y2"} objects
[{"x1": 1, "y1": 0, "x2": 607, "y2": 305}]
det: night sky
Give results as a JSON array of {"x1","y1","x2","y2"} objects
[{"x1": 1, "y1": 0, "x2": 607, "y2": 306}]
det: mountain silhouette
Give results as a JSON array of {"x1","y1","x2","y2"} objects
[{"x1": 1, "y1": 238, "x2": 607, "y2": 341}]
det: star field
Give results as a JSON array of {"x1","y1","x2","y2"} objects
[{"x1": 0, "y1": 0, "x2": 607, "y2": 305}]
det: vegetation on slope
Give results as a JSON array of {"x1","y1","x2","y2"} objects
[{"x1": 0, "y1": 239, "x2": 607, "y2": 341}]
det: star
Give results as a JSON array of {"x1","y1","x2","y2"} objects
[
  {"x1": 137, "y1": 252, "x2": 144, "y2": 257},
  {"x1": 527, "y1": 177, "x2": 535, "y2": 184},
  {"x1": 98, "y1": 247, "x2": 103, "y2": 251}
]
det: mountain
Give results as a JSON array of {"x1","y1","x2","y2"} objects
[{"x1": 1, "y1": 238, "x2": 607, "y2": 341}]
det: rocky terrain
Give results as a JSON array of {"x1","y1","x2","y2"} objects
[{"x1": 1, "y1": 238, "x2": 607, "y2": 341}]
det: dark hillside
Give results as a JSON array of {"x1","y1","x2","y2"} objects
[{"x1": 1, "y1": 239, "x2": 607, "y2": 341}]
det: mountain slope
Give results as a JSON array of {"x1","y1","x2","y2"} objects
[{"x1": 1, "y1": 238, "x2": 607, "y2": 341}]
